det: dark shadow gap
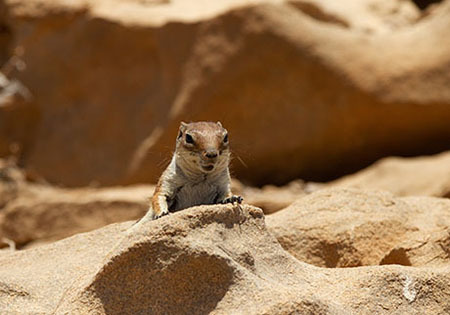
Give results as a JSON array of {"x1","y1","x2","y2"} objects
[{"x1": 412, "y1": 0, "x2": 443, "y2": 10}]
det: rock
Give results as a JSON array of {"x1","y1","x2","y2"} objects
[
  {"x1": 380, "y1": 195, "x2": 450, "y2": 267},
  {"x1": 239, "y1": 151, "x2": 450, "y2": 216},
  {"x1": 0, "y1": 72, "x2": 38, "y2": 161},
  {"x1": 1, "y1": 0, "x2": 449, "y2": 186},
  {"x1": 288, "y1": 0, "x2": 421, "y2": 33},
  {"x1": 0, "y1": 158, "x2": 25, "y2": 209},
  {"x1": 124, "y1": 0, "x2": 450, "y2": 186},
  {"x1": 232, "y1": 179, "x2": 307, "y2": 214},
  {"x1": 0, "y1": 183, "x2": 151, "y2": 248},
  {"x1": 330, "y1": 151, "x2": 450, "y2": 198},
  {"x1": 0, "y1": 203, "x2": 449, "y2": 314},
  {"x1": 266, "y1": 188, "x2": 450, "y2": 268}
]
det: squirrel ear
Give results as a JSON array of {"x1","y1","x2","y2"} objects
[
  {"x1": 216, "y1": 121, "x2": 222, "y2": 127},
  {"x1": 178, "y1": 121, "x2": 187, "y2": 139},
  {"x1": 179, "y1": 121, "x2": 188, "y2": 131}
]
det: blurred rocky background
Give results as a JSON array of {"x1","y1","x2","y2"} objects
[{"x1": 0, "y1": 0, "x2": 450, "y2": 313}]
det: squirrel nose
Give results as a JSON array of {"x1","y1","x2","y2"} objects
[{"x1": 204, "y1": 150, "x2": 218, "y2": 159}]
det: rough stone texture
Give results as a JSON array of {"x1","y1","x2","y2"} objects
[
  {"x1": 1, "y1": 203, "x2": 449, "y2": 314},
  {"x1": 0, "y1": 0, "x2": 448, "y2": 186},
  {"x1": 330, "y1": 151, "x2": 450, "y2": 198},
  {"x1": 266, "y1": 188, "x2": 450, "y2": 268}
]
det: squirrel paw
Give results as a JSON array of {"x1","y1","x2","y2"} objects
[
  {"x1": 153, "y1": 209, "x2": 169, "y2": 220},
  {"x1": 221, "y1": 195, "x2": 243, "y2": 204}
]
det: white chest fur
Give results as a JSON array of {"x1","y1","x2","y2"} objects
[{"x1": 171, "y1": 179, "x2": 223, "y2": 211}]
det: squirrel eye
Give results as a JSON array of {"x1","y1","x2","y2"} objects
[
  {"x1": 185, "y1": 133, "x2": 194, "y2": 144},
  {"x1": 223, "y1": 133, "x2": 228, "y2": 143}
]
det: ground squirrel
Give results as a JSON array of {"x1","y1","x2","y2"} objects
[{"x1": 132, "y1": 121, "x2": 243, "y2": 227}]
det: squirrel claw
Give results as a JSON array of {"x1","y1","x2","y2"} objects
[
  {"x1": 153, "y1": 210, "x2": 169, "y2": 220},
  {"x1": 221, "y1": 195, "x2": 243, "y2": 204}
]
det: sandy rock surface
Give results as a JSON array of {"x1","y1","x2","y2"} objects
[
  {"x1": 1, "y1": 203, "x2": 449, "y2": 314},
  {"x1": 1, "y1": 1, "x2": 449, "y2": 312},
  {"x1": 232, "y1": 178, "x2": 308, "y2": 214},
  {"x1": 330, "y1": 151, "x2": 450, "y2": 198},
  {"x1": 237, "y1": 150, "x2": 450, "y2": 215},
  {"x1": 0, "y1": 0, "x2": 449, "y2": 186},
  {"x1": 266, "y1": 188, "x2": 450, "y2": 268},
  {"x1": 0, "y1": 161, "x2": 151, "y2": 248},
  {"x1": 0, "y1": 184, "x2": 150, "y2": 249}
]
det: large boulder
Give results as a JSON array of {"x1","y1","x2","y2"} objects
[
  {"x1": 266, "y1": 188, "x2": 450, "y2": 268},
  {"x1": 1, "y1": 203, "x2": 449, "y2": 314},
  {"x1": 1, "y1": 0, "x2": 449, "y2": 186}
]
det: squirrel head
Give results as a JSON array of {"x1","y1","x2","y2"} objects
[{"x1": 175, "y1": 121, "x2": 230, "y2": 174}]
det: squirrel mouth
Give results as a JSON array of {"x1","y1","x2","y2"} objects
[{"x1": 201, "y1": 164, "x2": 215, "y2": 172}]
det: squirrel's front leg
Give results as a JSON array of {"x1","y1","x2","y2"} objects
[
  {"x1": 150, "y1": 189, "x2": 169, "y2": 219},
  {"x1": 138, "y1": 187, "x2": 170, "y2": 223},
  {"x1": 128, "y1": 187, "x2": 169, "y2": 232}
]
